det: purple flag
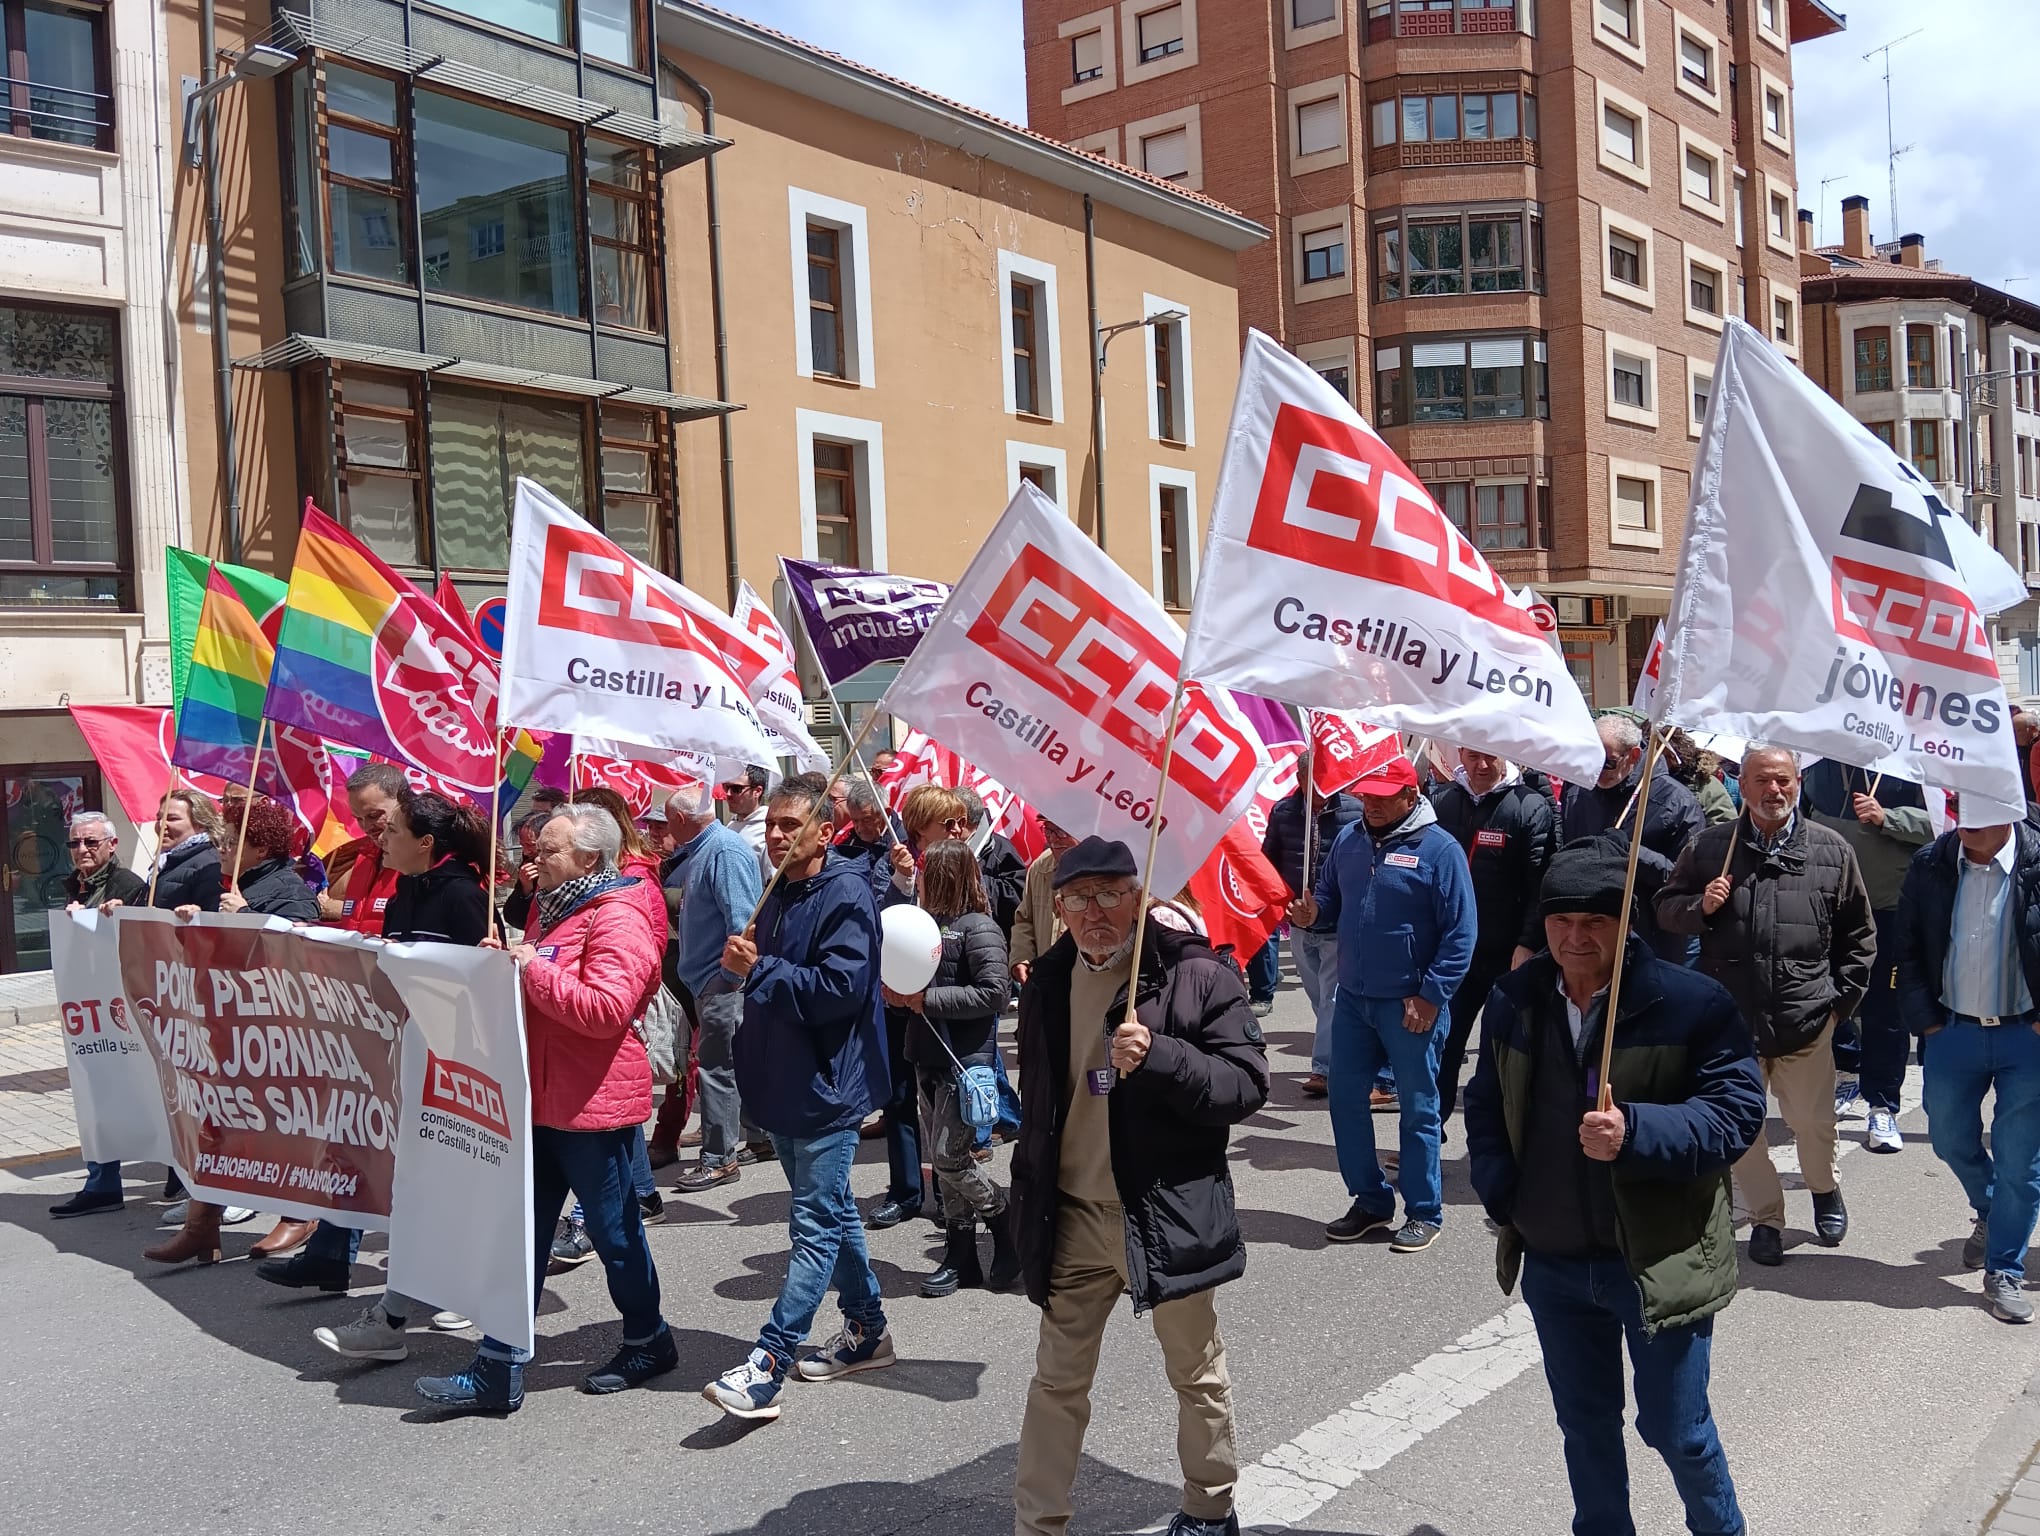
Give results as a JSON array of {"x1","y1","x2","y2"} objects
[
  {"x1": 1229, "y1": 690, "x2": 1304, "y2": 751},
  {"x1": 780, "y1": 557, "x2": 951, "y2": 686}
]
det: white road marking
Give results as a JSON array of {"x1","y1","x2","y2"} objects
[{"x1": 1165, "y1": 1065, "x2": 1931, "y2": 1532}]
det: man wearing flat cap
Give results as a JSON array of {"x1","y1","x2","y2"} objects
[
  {"x1": 1009, "y1": 835, "x2": 1271, "y2": 1536},
  {"x1": 1464, "y1": 839, "x2": 1766, "y2": 1536}
]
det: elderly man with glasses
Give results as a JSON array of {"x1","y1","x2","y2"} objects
[
  {"x1": 1009, "y1": 836, "x2": 1270, "y2": 1536},
  {"x1": 47, "y1": 813, "x2": 147, "y2": 1219}
]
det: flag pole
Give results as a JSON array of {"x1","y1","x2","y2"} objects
[
  {"x1": 143, "y1": 764, "x2": 181, "y2": 910},
  {"x1": 484, "y1": 727, "x2": 506, "y2": 944},
  {"x1": 229, "y1": 720, "x2": 270, "y2": 892},
  {"x1": 1595, "y1": 725, "x2": 1666, "y2": 1113},
  {"x1": 1120, "y1": 680, "x2": 1189, "y2": 1033},
  {"x1": 1717, "y1": 809, "x2": 1744, "y2": 880},
  {"x1": 1867, "y1": 770, "x2": 1884, "y2": 800},
  {"x1": 742, "y1": 703, "x2": 889, "y2": 931},
  {"x1": 1298, "y1": 709, "x2": 1317, "y2": 904}
]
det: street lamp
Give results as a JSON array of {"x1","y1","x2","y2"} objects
[
  {"x1": 180, "y1": 43, "x2": 296, "y2": 168},
  {"x1": 1088, "y1": 308, "x2": 1188, "y2": 554}
]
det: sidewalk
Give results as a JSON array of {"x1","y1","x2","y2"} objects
[
  {"x1": 1986, "y1": 1459, "x2": 2040, "y2": 1536},
  {"x1": 0, "y1": 970, "x2": 79, "y2": 1166}
]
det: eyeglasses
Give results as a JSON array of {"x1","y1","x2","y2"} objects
[
  {"x1": 65, "y1": 837, "x2": 108, "y2": 849},
  {"x1": 940, "y1": 817, "x2": 971, "y2": 834},
  {"x1": 1602, "y1": 755, "x2": 1626, "y2": 772},
  {"x1": 1059, "y1": 887, "x2": 1130, "y2": 913}
]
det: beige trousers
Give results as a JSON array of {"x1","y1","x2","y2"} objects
[
  {"x1": 1013, "y1": 1196, "x2": 1237, "y2": 1535},
  {"x1": 1733, "y1": 1018, "x2": 1840, "y2": 1229}
]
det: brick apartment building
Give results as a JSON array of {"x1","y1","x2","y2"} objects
[{"x1": 1023, "y1": 0, "x2": 1844, "y2": 706}]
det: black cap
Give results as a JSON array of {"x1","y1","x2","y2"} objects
[
  {"x1": 1539, "y1": 837, "x2": 1632, "y2": 920},
  {"x1": 1053, "y1": 835, "x2": 1138, "y2": 890}
]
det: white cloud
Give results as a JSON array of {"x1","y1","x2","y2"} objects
[
  {"x1": 717, "y1": 0, "x2": 1029, "y2": 123},
  {"x1": 1791, "y1": 0, "x2": 2040, "y2": 287}
]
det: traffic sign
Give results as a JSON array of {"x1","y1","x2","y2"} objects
[{"x1": 475, "y1": 596, "x2": 507, "y2": 659}]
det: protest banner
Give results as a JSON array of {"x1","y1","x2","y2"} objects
[
  {"x1": 381, "y1": 937, "x2": 534, "y2": 1355},
  {"x1": 732, "y1": 580, "x2": 831, "y2": 772},
  {"x1": 1186, "y1": 705, "x2": 1304, "y2": 963},
  {"x1": 501, "y1": 479, "x2": 780, "y2": 770},
  {"x1": 781, "y1": 557, "x2": 951, "y2": 685},
  {"x1": 883, "y1": 484, "x2": 1270, "y2": 898},
  {"x1": 1183, "y1": 330, "x2": 1604, "y2": 786},
  {"x1": 50, "y1": 910, "x2": 172, "y2": 1165},
  {"x1": 1654, "y1": 318, "x2": 2027, "y2": 824},
  {"x1": 113, "y1": 908, "x2": 405, "y2": 1225}
]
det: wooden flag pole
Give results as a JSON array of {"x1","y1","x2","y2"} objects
[
  {"x1": 743, "y1": 703, "x2": 890, "y2": 932},
  {"x1": 484, "y1": 726, "x2": 507, "y2": 943},
  {"x1": 1595, "y1": 725, "x2": 1666, "y2": 1113},
  {"x1": 1866, "y1": 771, "x2": 1884, "y2": 801},
  {"x1": 1119, "y1": 680, "x2": 1189, "y2": 1033},
  {"x1": 143, "y1": 765, "x2": 181, "y2": 910},
  {"x1": 1298, "y1": 710, "x2": 1317, "y2": 901},
  {"x1": 1717, "y1": 809, "x2": 1744, "y2": 880},
  {"x1": 229, "y1": 720, "x2": 271, "y2": 893}
]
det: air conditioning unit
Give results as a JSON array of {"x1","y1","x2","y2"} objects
[
  {"x1": 808, "y1": 698, "x2": 838, "y2": 729},
  {"x1": 1612, "y1": 596, "x2": 1630, "y2": 622}
]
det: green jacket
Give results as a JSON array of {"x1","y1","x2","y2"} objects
[
  {"x1": 1693, "y1": 774, "x2": 1737, "y2": 826},
  {"x1": 1806, "y1": 804, "x2": 1932, "y2": 912},
  {"x1": 1462, "y1": 945, "x2": 1766, "y2": 1333}
]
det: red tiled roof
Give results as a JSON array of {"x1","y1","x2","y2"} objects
[
  {"x1": 672, "y1": 1, "x2": 1260, "y2": 229},
  {"x1": 1810, "y1": 247, "x2": 1969, "y2": 281}
]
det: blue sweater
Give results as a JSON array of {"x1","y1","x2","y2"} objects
[
  {"x1": 735, "y1": 850, "x2": 890, "y2": 1137},
  {"x1": 670, "y1": 819, "x2": 764, "y2": 995},
  {"x1": 1313, "y1": 801, "x2": 1477, "y2": 1009}
]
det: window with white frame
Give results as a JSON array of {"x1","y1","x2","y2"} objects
[
  {"x1": 1296, "y1": 95, "x2": 1343, "y2": 157},
  {"x1": 1612, "y1": 350, "x2": 1650, "y2": 410},
  {"x1": 1150, "y1": 467, "x2": 1198, "y2": 606},
  {"x1": 1688, "y1": 359, "x2": 1714, "y2": 436},
  {"x1": 1772, "y1": 293, "x2": 1795, "y2": 347},
  {"x1": 797, "y1": 409, "x2": 888, "y2": 568},
  {"x1": 1597, "y1": 0, "x2": 1637, "y2": 46},
  {"x1": 1679, "y1": 30, "x2": 1715, "y2": 93},
  {"x1": 1684, "y1": 145, "x2": 1716, "y2": 203},
  {"x1": 998, "y1": 251, "x2": 1063, "y2": 423},
  {"x1": 1686, "y1": 250, "x2": 1727, "y2": 328},
  {"x1": 790, "y1": 188, "x2": 873, "y2": 386},
  {"x1": 1763, "y1": 86, "x2": 1787, "y2": 139},
  {"x1": 1072, "y1": 28, "x2": 1105, "y2": 82},
  {"x1": 1142, "y1": 126, "x2": 1190, "y2": 181},
  {"x1": 1007, "y1": 441, "x2": 1070, "y2": 515},
  {"x1": 1602, "y1": 102, "x2": 1639, "y2": 164},
  {"x1": 1303, "y1": 226, "x2": 1345, "y2": 284},
  {"x1": 1734, "y1": 170, "x2": 1747, "y2": 247},
  {"x1": 1614, "y1": 473, "x2": 1655, "y2": 532},
  {"x1": 1606, "y1": 332, "x2": 1658, "y2": 425},
  {"x1": 1608, "y1": 457, "x2": 1665, "y2": 548},
  {"x1": 1605, "y1": 217, "x2": 1651, "y2": 302},
  {"x1": 1768, "y1": 191, "x2": 1791, "y2": 244},
  {"x1": 1136, "y1": 3, "x2": 1185, "y2": 62},
  {"x1": 1146, "y1": 299, "x2": 1193, "y2": 445}
]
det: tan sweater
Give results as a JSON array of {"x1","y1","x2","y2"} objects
[
  {"x1": 1059, "y1": 951, "x2": 1131, "y2": 1203},
  {"x1": 1009, "y1": 851, "x2": 1062, "y2": 968}
]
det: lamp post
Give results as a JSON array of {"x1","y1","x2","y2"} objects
[
  {"x1": 1087, "y1": 307, "x2": 1187, "y2": 555},
  {"x1": 180, "y1": 43, "x2": 296, "y2": 168}
]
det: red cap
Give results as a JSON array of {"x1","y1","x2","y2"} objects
[{"x1": 1350, "y1": 756, "x2": 1419, "y2": 797}]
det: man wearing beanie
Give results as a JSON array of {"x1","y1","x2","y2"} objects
[
  {"x1": 1465, "y1": 839, "x2": 1765, "y2": 1536},
  {"x1": 1010, "y1": 836, "x2": 1270, "y2": 1536}
]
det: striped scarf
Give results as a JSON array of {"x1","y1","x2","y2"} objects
[{"x1": 535, "y1": 867, "x2": 624, "y2": 932}]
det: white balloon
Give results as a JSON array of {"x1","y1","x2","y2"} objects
[{"x1": 880, "y1": 904, "x2": 944, "y2": 993}]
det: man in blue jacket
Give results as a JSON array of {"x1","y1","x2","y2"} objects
[
  {"x1": 1465, "y1": 839, "x2": 1764, "y2": 1536},
  {"x1": 705, "y1": 772, "x2": 895, "y2": 1420},
  {"x1": 1290, "y1": 756, "x2": 1475, "y2": 1253}
]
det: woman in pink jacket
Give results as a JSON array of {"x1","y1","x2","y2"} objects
[{"x1": 414, "y1": 803, "x2": 675, "y2": 1415}]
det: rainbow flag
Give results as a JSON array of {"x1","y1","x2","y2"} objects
[
  {"x1": 173, "y1": 566, "x2": 281, "y2": 790},
  {"x1": 166, "y1": 549, "x2": 286, "y2": 727},
  {"x1": 264, "y1": 503, "x2": 540, "y2": 813}
]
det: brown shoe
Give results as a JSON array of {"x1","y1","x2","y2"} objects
[
  {"x1": 1302, "y1": 1073, "x2": 1329, "y2": 1098},
  {"x1": 1370, "y1": 1088, "x2": 1400, "y2": 1113},
  {"x1": 673, "y1": 1160, "x2": 740, "y2": 1194},
  {"x1": 647, "y1": 1143, "x2": 680, "y2": 1171},
  {"x1": 252, "y1": 1217, "x2": 318, "y2": 1257},
  {"x1": 678, "y1": 1128, "x2": 704, "y2": 1149},
  {"x1": 143, "y1": 1201, "x2": 222, "y2": 1267}
]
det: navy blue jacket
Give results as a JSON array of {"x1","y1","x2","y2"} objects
[
  {"x1": 1312, "y1": 801, "x2": 1476, "y2": 1009},
  {"x1": 1261, "y1": 788, "x2": 1364, "y2": 930},
  {"x1": 1895, "y1": 821, "x2": 2040, "y2": 1036},
  {"x1": 735, "y1": 849, "x2": 890, "y2": 1136}
]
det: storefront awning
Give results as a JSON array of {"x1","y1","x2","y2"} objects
[{"x1": 233, "y1": 334, "x2": 739, "y2": 420}]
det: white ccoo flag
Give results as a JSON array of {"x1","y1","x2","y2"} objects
[
  {"x1": 1654, "y1": 319, "x2": 2024, "y2": 824},
  {"x1": 731, "y1": 580, "x2": 831, "y2": 773},
  {"x1": 1181, "y1": 331, "x2": 1604, "y2": 786}
]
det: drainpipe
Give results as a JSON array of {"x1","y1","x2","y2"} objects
[
  {"x1": 661, "y1": 59, "x2": 741, "y2": 606},
  {"x1": 1085, "y1": 193, "x2": 1106, "y2": 553},
  {"x1": 200, "y1": 0, "x2": 241, "y2": 562}
]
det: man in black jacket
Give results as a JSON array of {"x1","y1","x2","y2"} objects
[
  {"x1": 1011, "y1": 837, "x2": 1270, "y2": 1536},
  {"x1": 1563, "y1": 715, "x2": 1705, "y2": 961},
  {"x1": 1898, "y1": 817, "x2": 2040, "y2": 1323},
  {"x1": 1262, "y1": 782, "x2": 1365, "y2": 1096},
  {"x1": 1429, "y1": 748, "x2": 1556, "y2": 1123}
]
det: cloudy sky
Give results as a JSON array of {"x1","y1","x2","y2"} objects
[{"x1": 723, "y1": 0, "x2": 2037, "y2": 288}]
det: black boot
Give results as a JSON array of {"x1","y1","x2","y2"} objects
[
  {"x1": 920, "y1": 1224, "x2": 983, "y2": 1298},
  {"x1": 986, "y1": 1203, "x2": 1022, "y2": 1292}
]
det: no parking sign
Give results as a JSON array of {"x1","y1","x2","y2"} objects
[{"x1": 474, "y1": 596, "x2": 507, "y2": 659}]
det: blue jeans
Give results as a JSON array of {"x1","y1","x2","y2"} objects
[
  {"x1": 882, "y1": 1009, "x2": 923, "y2": 1207},
  {"x1": 83, "y1": 1159, "x2": 122, "y2": 1194},
  {"x1": 307, "y1": 1219, "x2": 364, "y2": 1265},
  {"x1": 1832, "y1": 908, "x2": 1909, "y2": 1112},
  {"x1": 1329, "y1": 991, "x2": 1443, "y2": 1224},
  {"x1": 1247, "y1": 930, "x2": 1280, "y2": 1003},
  {"x1": 758, "y1": 1127, "x2": 886, "y2": 1368},
  {"x1": 1923, "y1": 1015, "x2": 2040, "y2": 1279},
  {"x1": 629, "y1": 1126, "x2": 655, "y2": 1200},
  {"x1": 1521, "y1": 1251, "x2": 1743, "y2": 1536},
  {"x1": 481, "y1": 1124, "x2": 665, "y2": 1364},
  {"x1": 1292, "y1": 928, "x2": 1339, "y2": 1078}
]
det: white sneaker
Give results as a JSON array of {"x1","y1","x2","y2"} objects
[
  {"x1": 221, "y1": 1206, "x2": 257, "y2": 1226},
  {"x1": 1834, "y1": 1077, "x2": 1865, "y2": 1119},
  {"x1": 158, "y1": 1200, "x2": 188, "y2": 1227},
  {"x1": 314, "y1": 1303, "x2": 410, "y2": 1362},
  {"x1": 430, "y1": 1310, "x2": 472, "y2": 1331},
  {"x1": 704, "y1": 1349, "x2": 785, "y2": 1420},
  {"x1": 1865, "y1": 1108, "x2": 1902, "y2": 1153}
]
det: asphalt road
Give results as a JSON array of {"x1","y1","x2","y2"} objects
[{"x1": 3, "y1": 983, "x2": 2036, "y2": 1536}]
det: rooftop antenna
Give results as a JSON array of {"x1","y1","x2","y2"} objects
[
  {"x1": 1863, "y1": 28, "x2": 1923, "y2": 241},
  {"x1": 1818, "y1": 174, "x2": 1844, "y2": 246}
]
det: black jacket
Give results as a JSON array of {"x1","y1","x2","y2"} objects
[
  {"x1": 234, "y1": 857, "x2": 322, "y2": 923},
  {"x1": 1261, "y1": 789, "x2": 1364, "y2": 930},
  {"x1": 150, "y1": 836, "x2": 222, "y2": 912},
  {"x1": 1428, "y1": 776, "x2": 1559, "y2": 959},
  {"x1": 1656, "y1": 816, "x2": 1877, "y2": 1056},
  {"x1": 909, "y1": 910, "x2": 1010, "y2": 1067},
  {"x1": 976, "y1": 832, "x2": 1029, "y2": 937},
  {"x1": 838, "y1": 812, "x2": 906, "y2": 908},
  {"x1": 1011, "y1": 925, "x2": 1270, "y2": 1314},
  {"x1": 64, "y1": 863, "x2": 146, "y2": 907},
  {"x1": 1561, "y1": 760, "x2": 1704, "y2": 958},
  {"x1": 1896, "y1": 822, "x2": 2040, "y2": 1035},
  {"x1": 382, "y1": 857, "x2": 490, "y2": 946}
]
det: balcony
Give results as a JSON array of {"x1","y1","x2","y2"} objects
[
  {"x1": 1974, "y1": 462, "x2": 2004, "y2": 497},
  {"x1": 1366, "y1": 1, "x2": 1524, "y2": 40},
  {"x1": 1370, "y1": 137, "x2": 1537, "y2": 173}
]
